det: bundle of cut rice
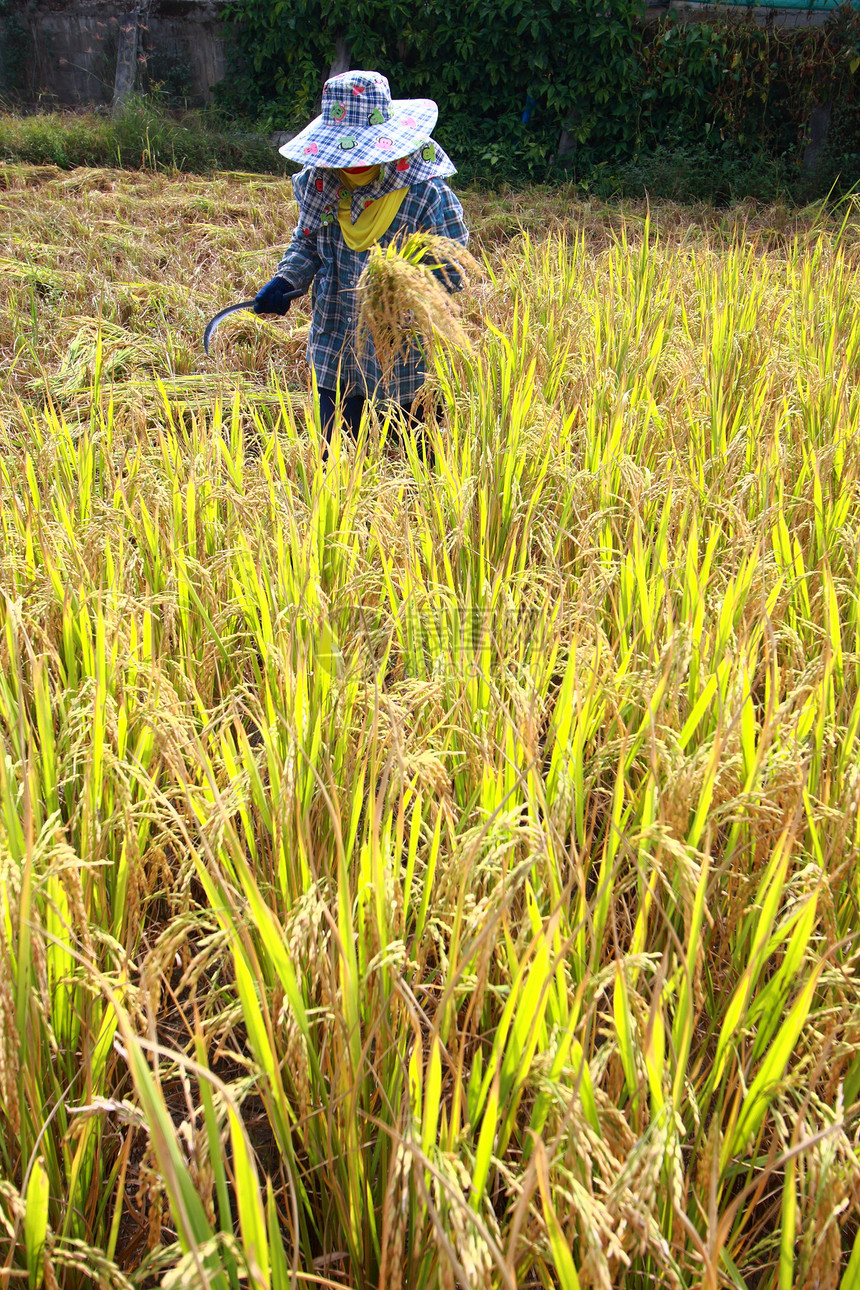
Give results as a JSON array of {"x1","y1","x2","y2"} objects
[{"x1": 355, "y1": 231, "x2": 483, "y2": 384}]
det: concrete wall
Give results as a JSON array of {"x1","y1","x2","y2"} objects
[
  {"x1": 665, "y1": 0, "x2": 834, "y2": 26},
  {"x1": 0, "y1": 0, "x2": 228, "y2": 106}
]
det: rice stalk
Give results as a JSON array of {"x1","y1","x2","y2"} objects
[{"x1": 0, "y1": 164, "x2": 859, "y2": 1290}]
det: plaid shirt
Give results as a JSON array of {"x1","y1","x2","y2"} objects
[{"x1": 275, "y1": 177, "x2": 469, "y2": 404}]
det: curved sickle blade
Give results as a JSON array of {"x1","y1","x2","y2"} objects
[
  {"x1": 203, "y1": 288, "x2": 306, "y2": 356},
  {"x1": 203, "y1": 300, "x2": 258, "y2": 356}
]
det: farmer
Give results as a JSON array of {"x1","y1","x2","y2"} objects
[{"x1": 252, "y1": 69, "x2": 470, "y2": 461}]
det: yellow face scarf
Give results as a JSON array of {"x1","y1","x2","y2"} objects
[{"x1": 336, "y1": 165, "x2": 409, "y2": 252}]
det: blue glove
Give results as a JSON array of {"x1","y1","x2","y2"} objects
[{"x1": 253, "y1": 275, "x2": 295, "y2": 316}]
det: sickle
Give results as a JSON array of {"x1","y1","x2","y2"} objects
[{"x1": 203, "y1": 289, "x2": 305, "y2": 356}]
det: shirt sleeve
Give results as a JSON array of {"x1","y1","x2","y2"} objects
[
  {"x1": 274, "y1": 169, "x2": 322, "y2": 292},
  {"x1": 275, "y1": 229, "x2": 323, "y2": 293},
  {"x1": 417, "y1": 179, "x2": 471, "y2": 293}
]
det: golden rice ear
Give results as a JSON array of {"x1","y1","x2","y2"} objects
[
  {"x1": 355, "y1": 239, "x2": 474, "y2": 386},
  {"x1": 384, "y1": 229, "x2": 485, "y2": 290}
]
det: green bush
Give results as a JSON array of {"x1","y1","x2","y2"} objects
[
  {"x1": 584, "y1": 140, "x2": 794, "y2": 205},
  {"x1": 216, "y1": 0, "x2": 642, "y2": 174},
  {"x1": 633, "y1": 11, "x2": 860, "y2": 154},
  {"x1": 217, "y1": 0, "x2": 860, "y2": 197}
]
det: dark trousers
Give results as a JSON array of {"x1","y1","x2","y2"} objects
[{"x1": 318, "y1": 389, "x2": 435, "y2": 467}]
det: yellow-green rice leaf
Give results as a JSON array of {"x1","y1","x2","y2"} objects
[
  {"x1": 228, "y1": 1106, "x2": 270, "y2": 1290},
  {"x1": 25, "y1": 1156, "x2": 50, "y2": 1289}
]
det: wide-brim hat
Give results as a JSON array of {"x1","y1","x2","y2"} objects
[{"x1": 279, "y1": 70, "x2": 438, "y2": 168}]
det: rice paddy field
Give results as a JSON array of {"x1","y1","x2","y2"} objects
[{"x1": 3, "y1": 161, "x2": 860, "y2": 1290}]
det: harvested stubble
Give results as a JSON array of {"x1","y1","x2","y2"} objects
[{"x1": 2, "y1": 162, "x2": 860, "y2": 1290}]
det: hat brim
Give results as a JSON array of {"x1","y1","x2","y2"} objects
[{"x1": 279, "y1": 98, "x2": 438, "y2": 166}]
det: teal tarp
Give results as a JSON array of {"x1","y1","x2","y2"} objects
[{"x1": 716, "y1": 0, "x2": 851, "y2": 8}]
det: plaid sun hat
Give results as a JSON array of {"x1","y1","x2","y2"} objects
[{"x1": 279, "y1": 70, "x2": 439, "y2": 168}]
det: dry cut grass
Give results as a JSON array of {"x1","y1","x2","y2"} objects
[{"x1": 1, "y1": 162, "x2": 860, "y2": 1290}]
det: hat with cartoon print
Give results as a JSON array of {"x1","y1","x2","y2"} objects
[{"x1": 279, "y1": 69, "x2": 442, "y2": 168}]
